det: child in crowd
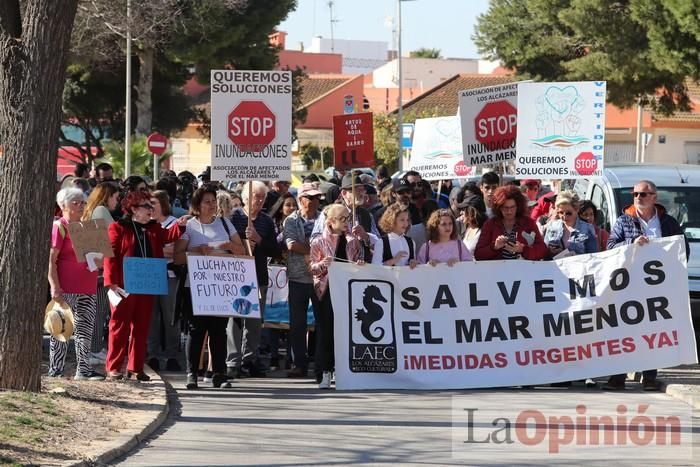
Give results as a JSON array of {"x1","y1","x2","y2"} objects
[
  {"x1": 372, "y1": 203, "x2": 417, "y2": 268},
  {"x1": 417, "y1": 209, "x2": 473, "y2": 266}
]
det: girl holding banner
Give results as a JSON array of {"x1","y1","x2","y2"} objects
[{"x1": 103, "y1": 192, "x2": 186, "y2": 381}]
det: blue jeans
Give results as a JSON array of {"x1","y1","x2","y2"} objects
[{"x1": 288, "y1": 281, "x2": 320, "y2": 371}]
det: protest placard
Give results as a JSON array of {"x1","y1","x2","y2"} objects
[
  {"x1": 333, "y1": 112, "x2": 374, "y2": 170},
  {"x1": 187, "y1": 254, "x2": 260, "y2": 318},
  {"x1": 459, "y1": 82, "x2": 519, "y2": 167},
  {"x1": 330, "y1": 236, "x2": 696, "y2": 390},
  {"x1": 515, "y1": 81, "x2": 606, "y2": 178},
  {"x1": 263, "y1": 265, "x2": 315, "y2": 329},
  {"x1": 123, "y1": 257, "x2": 168, "y2": 295},
  {"x1": 210, "y1": 70, "x2": 292, "y2": 181},
  {"x1": 66, "y1": 219, "x2": 114, "y2": 262},
  {"x1": 408, "y1": 116, "x2": 475, "y2": 180}
]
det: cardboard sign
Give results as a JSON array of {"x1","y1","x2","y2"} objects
[
  {"x1": 66, "y1": 219, "x2": 114, "y2": 262},
  {"x1": 123, "y1": 257, "x2": 168, "y2": 295},
  {"x1": 187, "y1": 254, "x2": 260, "y2": 318},
  {"x1": 333, "y1": 112, "x2": 374, "y2": 169},
  {"x1": 263, "y1": 265, "x2": 315, "y2": 329},
  {"x1": 210, "y1": 70, "x2": 293, "y2": 181},
  {"x1": 515, "y1": 81, "x2": 606, "y2": 178}
]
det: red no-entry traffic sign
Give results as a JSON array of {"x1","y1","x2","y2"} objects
[{"x1": 147, "y1": 132, "x2": 168, "y2": 155}]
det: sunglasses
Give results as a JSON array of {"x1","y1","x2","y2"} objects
[
  {"x1": 633, "y1": 191, "x2": 656, "y2": 198},
  {"x1": 138, "y1": 204, "x2": 155, "y2": 210}
]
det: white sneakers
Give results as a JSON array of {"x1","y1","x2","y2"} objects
[{"x1": 318, "y1": 371, "x2": 332, "y2": 389}]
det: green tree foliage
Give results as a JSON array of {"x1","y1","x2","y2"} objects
[
  {"x1": 410, "y1": 47, "x2": 441, "y2": 58},
  {"x1": 102, "y1": 136, "x2": 172, "y2": 180},
  {"x1": 300, "y1": 143, "x2": 332, "y2": 170},
  {"x1": 474, "y1": 0, "x2": 699, "y2": 114},
  {"x1": 373, "y1": 108, "x2": 441, "y2": 171}
]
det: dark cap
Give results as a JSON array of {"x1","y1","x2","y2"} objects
[
  {"x1": 341, "y1": 173, "x2": 363, "y2": 190},
  {"x1": 303, "y1": 173, "x2": 320, "y2": 183},
  {"x1": 365, "y1": 184, "x2": 377, "y2": 195},
  {"x1": 456, "y1": 193, "x2": 486, "y2": 212},
  {"x1": 394, "y1": 178, "x2": 412, "y2": 193}
]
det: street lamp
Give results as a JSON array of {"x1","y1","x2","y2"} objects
[{"x1": 397, "y1": 0, "x2": 416, "y2": 172}]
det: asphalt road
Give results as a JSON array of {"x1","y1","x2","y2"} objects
[{"x1": 115, "y1": 371, "x2": 698, "y2": 466}]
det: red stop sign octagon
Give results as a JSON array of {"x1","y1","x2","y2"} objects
[
  {"x1": 228, "y1": 101, "x2": 276, "y2": 150},
  {"x1": 575, "y1": 151, "x2": 598, "y2": 176},
  {"x1": 474, "y1": 101, "x2": 517, "y2": 145}
]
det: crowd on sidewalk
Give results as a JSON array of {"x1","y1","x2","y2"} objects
[{"x1": 46, "y1": 162, "x2": 686, "y2": 391}]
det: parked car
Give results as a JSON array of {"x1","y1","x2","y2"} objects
[{"x1": 570, "y1": 163, "x2": 700, "y2": 323}]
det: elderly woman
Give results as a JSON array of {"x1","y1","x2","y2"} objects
[
  {"x1": 543, "y1": 190, "x2": 598, "y2": 259},
  {"x1": 310, "y1": 204, "x2": 364, "y2": 389},
  {"x1": 104, "y1": 191, "x2": 186, "y2": 381},
  {"x1": 48, "y1": 187, "x2": 103, "y2": 380},
  {"x1": 174, "y1": 184, "x2": 246, "y2": 389},
  {"x1": 474, "y1": 185, "x2": 547, "y2": 261}
]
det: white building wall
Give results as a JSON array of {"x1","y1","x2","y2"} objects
[
  {"x1": 372, "y1": 58, "x2": 480, "y2": 90},
  {"x1": 309, "y1": 37, "x2": 388, "y2": 75},
  {"x1": 645, "y1": 128, "x2": 700, "y2": 164}
]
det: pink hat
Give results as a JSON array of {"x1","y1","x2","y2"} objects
[{"x1": 297, "y1": 183, "x2": 323, "y2": 199}]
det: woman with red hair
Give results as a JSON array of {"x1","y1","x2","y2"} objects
[
  {"x1": 104, "y1": 191, "x2": 186, "y2": 380},
  {"x1": 474, "y1": 185, "x2": 547, "y2": 261}
]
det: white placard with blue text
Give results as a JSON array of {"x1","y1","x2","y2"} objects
[
  {"x1": 187, "y1": 254, "x2": 260, "y2": 318},
  {"x1": 515, "y1": 81, "x2": 606, "y2": 179}
]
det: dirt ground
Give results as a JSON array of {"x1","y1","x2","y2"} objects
[{"x1": 0, "y1": 360, "x2": 162, "y2": 467}]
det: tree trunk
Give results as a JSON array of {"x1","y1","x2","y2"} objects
[
  {"x1": 0, "y1": 0, "x2": 78, "y2": 391},
  {"x1": 135, "y1": 46, "x2": 154, "y2": 136}
]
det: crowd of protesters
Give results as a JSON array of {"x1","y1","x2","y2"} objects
[{"x1": 48, "y1": 161, "x2": 681, "y2": 392}]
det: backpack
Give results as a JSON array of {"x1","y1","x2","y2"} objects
[{"x1": 381, "y1": 235, "x2": 414, "y2": 263}]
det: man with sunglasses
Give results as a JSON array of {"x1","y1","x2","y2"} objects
[{"x1": 605, "y1": 179, "x2": 687, "y2": 391}]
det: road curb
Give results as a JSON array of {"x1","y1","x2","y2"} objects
[
  {"x1": 660, "y1": 380, "x2": 700, "y2": 410},
  {"x1": 65, "y1": 366, "x2": 169, "y2": 467}
]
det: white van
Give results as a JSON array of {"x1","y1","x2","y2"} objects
[{"x1": 570, "y1": 163, "x2": 700, "y2": 320}]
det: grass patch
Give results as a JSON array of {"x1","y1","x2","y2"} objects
[{"x1": 0, "y1": 455, "x2": 21, "y2": 467}]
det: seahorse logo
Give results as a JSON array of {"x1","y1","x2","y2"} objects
[{"x1": 354, "y1": 284, "x2": 387, "y2": 343}]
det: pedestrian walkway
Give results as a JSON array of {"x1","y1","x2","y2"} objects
[{"x1": 115, "y1": 369, "x2": 700, "y2": 466}]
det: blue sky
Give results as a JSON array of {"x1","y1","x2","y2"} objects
[{"x1": 279, "y1": 0, "x2": 491, "y2": 59}]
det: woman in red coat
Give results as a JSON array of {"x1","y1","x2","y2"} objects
[
  {"x1": 474, "y1": 185, "x2": 547, "y2": 261},
  {"x1": 104, "y1": 191, "x2": 186, "y2": 380}
]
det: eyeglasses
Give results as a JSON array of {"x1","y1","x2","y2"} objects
[
  {"x1": 633, "y1": 191, "x2": 656, "y2": 198},
  {"x1": 138, "y1": 204, "x2": 155, "y2": 210},
  {"x1": 70, "y1": 201, "x2": 86, "y2": 206},
  {"x1": 334, "y1": 215, "x2": 350, "y2": 222},
  {"x1": 558, "y1": 211, "x2": 575, "y2": 217}
]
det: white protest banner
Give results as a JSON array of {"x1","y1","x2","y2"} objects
[
  {"x1": 515, "y1": 81, "x2": 606, "y2": 179},
  {"x1": 408, "y1": 116, "x2": 475, "y2": 180},
  {"x1": 459, "y1": 82, "x2": 518, "y2": 167},
  {"x1": 210, "y1": 70, "x2": 292, "y2": 181},
  {"x1": 187, "y1": 254, "x2": 260, "y2": 318},
  {"x1": 330, "y1": 236, "x2": 696, "y2": 390}
]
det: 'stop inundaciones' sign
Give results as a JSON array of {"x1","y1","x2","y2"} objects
[{"x1": 210, "y1": 70, "x2": 292, "y2": 182}]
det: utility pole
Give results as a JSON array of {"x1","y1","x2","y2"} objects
[
  {"x1": 125, "y1": 0, "x2": 132, "y2": 177},
  {"x1": 397, "y1": 0, "x2": 403, "y2": 171},
  {"x1": 328, "y1": 1, "x2": 339, "y2": 53}
]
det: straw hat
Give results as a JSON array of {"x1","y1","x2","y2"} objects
[{"x1": 44, "y1": 300, "x2": 74, "y2": 342}]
